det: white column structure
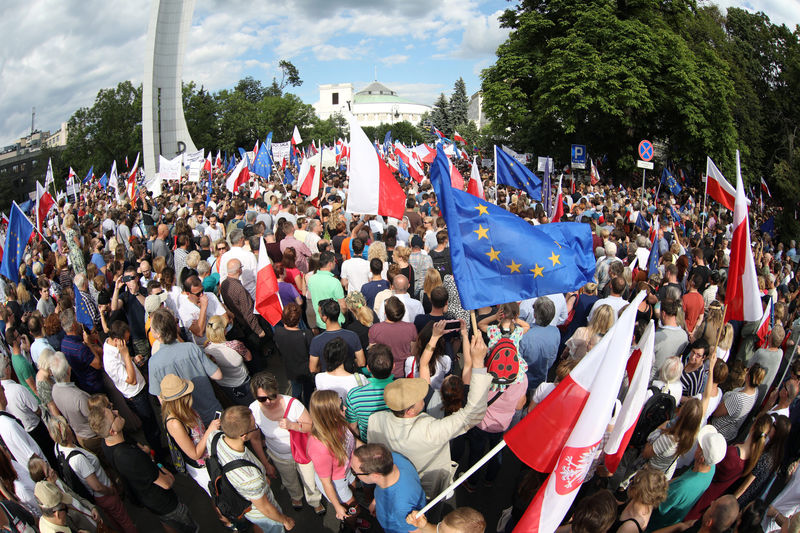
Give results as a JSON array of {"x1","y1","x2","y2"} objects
[{"x1": 142, "y1": 0, "x2": 197, "y2": 180}]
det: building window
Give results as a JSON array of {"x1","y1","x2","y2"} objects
[{"x1": 332, "y1": 92, "x2": 339, "y2": 105}]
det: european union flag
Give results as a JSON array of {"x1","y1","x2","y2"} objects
[
  {"x1": 290, "y1": 146, "x2": 300, "y2": 169},
  {"x1": 226, "y1": 156, "x2": 236, "y2": 172},
  {"x1": 430, "y1": 149, "x2": 595, "y2": 310},
  {"x1": 98, "y1": 172, "x2": 108, "y2": 189},
  {"x1": 82, "y1": 165, "x2": 94, "y2": 185},
  {"x1": 283, "y1": 168, "x2": 295, "y2": 185},
  {"x1": 252, "y1": 134, "x2": 274, "y2": 178},
  {"x1": 494, "y1": 146, "x2": 542, "y2": 201},
  {"x1": 398, "y1": 156, "x2": 410, "y2": 180},
  {"x1": 383, "y1": 131, "x2": 392, "y2": 155},
  {"x1": 73, "y1": 285, "x2": 96, "y2": 330},
  {"x1": 661, "y1": 168, "x2": 682, "y2": 195},
  {"x1": 0, "y1": 202, "x2": 35, "y2": 283},
  {"x1": 635, "y1": 213, "x2": 650, "y2": 233},
  {"x1": 759, "y1": 216, "x2": 775, "y2": 238}
]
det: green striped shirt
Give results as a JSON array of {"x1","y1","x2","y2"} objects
[{"x1": 345, "y1": 376, "x2": 393, "y2": 441}]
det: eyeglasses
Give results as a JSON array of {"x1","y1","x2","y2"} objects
[
  {"x1": 217, "y1": 246, "x2": 227, "y2": 251},
  {"x1": 190, "y1": 289, "x2": 203, "y2": 296},
  {"x1": 256, "y1": 394, "x2": 278, "y2": 403},
  {"x1": 243, "y1": 426, "x2": 260, "y2": 436},
  {"x1": 351, "y1": 470, "x2": 370, "y2": 477}
]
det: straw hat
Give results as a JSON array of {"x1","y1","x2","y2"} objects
[{"x1": 159, "y1": 374, "x2": 194, "y2": 402}]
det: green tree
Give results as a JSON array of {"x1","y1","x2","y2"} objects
[
  {"x1": 235, "y1": 76, "x2": 267, "y2": 103},
  {"x1": 62, "y1": 81, "x2": 142, "y2": 175},
  {"x1": 183, "y1": 82, "x2": 219, "y2": 152},
  {"x1": 448, "y1": 78, "x2": 469, "y2": 133},
  {"x1": 430, "y1": 93, "x2": 450, "y2": 136}
]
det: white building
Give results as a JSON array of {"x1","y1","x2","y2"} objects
[
  {"x1": 314, "y1": 81, "x2": 431, "y2": 128},
  {"x1": 468, "y1": 91, "x2": 488, "y2": 130}
]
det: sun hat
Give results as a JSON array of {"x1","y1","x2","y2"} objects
[
  {"x1": 384, "y1": 378, "x2": 429, "y2": 411},
  {"x1": 35, "y1": 480, "x2": 72, "y2": 509},
  {"x1": 159, "y1": 374, "x2": 194, "y2": 402}
]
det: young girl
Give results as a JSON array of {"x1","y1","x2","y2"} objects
[{"x1": 477, "y1": 301, "x2": 529, "y2": 351}]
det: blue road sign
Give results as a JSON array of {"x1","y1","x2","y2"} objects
[
  {"x1": 638, "y1": 140, "x2": 654, "y2": 161},
  {"x1": 571, "y1": 144, "x2": 587, "y2": 166}
]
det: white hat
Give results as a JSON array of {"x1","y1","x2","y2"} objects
[{"x1": 698, "y1": 425, "x2": 726, "y2": 465}]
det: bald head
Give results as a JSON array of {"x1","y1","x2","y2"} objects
[
  {"x1": 392, "y1": 274, "x2": 409, "y2": 294},
  {"x1": 702, "y1": 495, "x2": 738, "y2": 533},
  {"x1": 227, "y1": 259, "x2": 242, "y2": 277},
  {"x1": 157, "y1": 223, "x2": 169, "y2": 239}
]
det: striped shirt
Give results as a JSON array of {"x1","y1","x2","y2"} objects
[
  {"x1": 345, "y1": 376, "x2": 394, "y2": 441},
  {"x1": 211, "y1": 431, "x2": 282, "y2": 523}
]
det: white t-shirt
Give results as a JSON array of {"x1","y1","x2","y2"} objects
[
  {"x1": 102, "y1": 342, "x2": 146, "y2": 399},
  {"x1": 205, "y1": 224, "x2": 224, "y2": 243},
  {"x1": 250, "y1": 395, "x2": 305, "y2": 460},
  {"x1": 204, "y1": 343, "x2": 248, "y2": 387},
  {"x1": 56, "y1": 443, "x2": 112, "y2": 498},
  {"x1": 0, "y1": 413, "x2": 44, "y2": 467},
  {"x1": 340, "y1": 258, "x2": 371, "y2": 294},
  {"x1": 532, "y1": 382, "x2": 557, "y2": 406},
  {"x1": 178, "y1": 292, "x2": 226, "y2": 345},
  {"x1": 404, "y1": 356, "x2": 452, "y2": 390},
  {"x1": 314, "y1": 372, "x2": 366, "y2": 400},
  {"x1": 0, "y1": 380, "x2": 41, "y2": 432}
]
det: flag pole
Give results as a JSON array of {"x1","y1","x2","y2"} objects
[
  {"x1": 18, "y1": 202, "x2": 52, "y2": 247},
  {"x1": 415, "y1": 440, "x2": 507, "y2": 518},
  {"x1": 776, "y1": 336, "x2": 799, "y2": 389}
]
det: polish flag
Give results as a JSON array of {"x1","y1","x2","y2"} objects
[
  {"x1": 724, "y1": 151, "x2": 762, "y2": 323},
  {"x1": 203, "y1": 152, "x2": 212, "y2": 173},
  {"x1": 448, "y1": 158, "x2": 464, "y2": 190},
  {"x1": 68, "y1": 167, "x2": 77, "y2": 183},
  {"x1": 296, "y1": 157, "x2": 315, "y2": 194},
  {"x1": 453, "y1": 131, "x2": 466, "y2": 144},
  {"x1": 225, "y1": 157, "x2": 251, "y2": 193},
  {"x1": 590, "y1": 159, "x2": 599, "y2": 185},
  {"x1": 760, "y1": 177, "x2": 771, "y2": 198},
  {"x1": 298, "y1": 149, "x2": 321, "y2": 201},
  {"x1": 346, "y1": 115, "x2": 405, "y2": 219},
  {"x1": 395, "y1": 143, "x2": 424, "y2": 183},
  {"x1": 705, "y1": 156, "x2": 736, "y2": 211},
  {"x1": 35, "y1": 181, "x2": 55, "y2": 236},
  {"x1": 255, "y1": 237, "x2": 283, "y2": 325},
  {"x1": 550, "y1": 175, "x2": 564, "y2": 222},
  {"x1": 215, "y1": 151, "x2": 222, "y2": 169},
  {"x1": 253, "y1": 141, "x2": 259, "y2": 159},
  {"x1": 414, "y1": 143, "x2": 436, "y2": 164},
  {"x1": 505, "y1": 291, "x2": 647, "y2": 532},
  {"x1": 467, "y1": 156, "x2": 484, "y2": 199},
  {"x1": 292, "y1": 125, "x2": 302, "y2": 146},
  {"x1": 604, "y1": 321, "x2": 655, "y2": 473},
  {"x1": 756, "y1": 299, "x2": 773, "y2": 348},
  {"x1": 127, "y1": 152, "x2": 140, "y2": 207}
]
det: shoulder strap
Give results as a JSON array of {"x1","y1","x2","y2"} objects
[
  {"x1": 283, "y1": 397, "x2": 294, "y2": 419},
  {"x1": 487, "y1": 389, "x2": 506, "y2": 408},
  {"x1": 66, "y1": 450, "x2": 85, "y2": 461},
  {"x1": 209, "y1": 431, "x2": 223, "y2": 458},
  {"x1": 221, "y1": 458, "x2": 260, "y2": 474},
  {"x1": 0, "y1": 411, "x2": 24, "y2": 428}
]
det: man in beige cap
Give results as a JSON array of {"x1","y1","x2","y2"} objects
[
  {"x1": 367, "y1": 333, "x2": 491, "y2": 501},
  {"x1": 35, "y1": 480, "x2": 95, "y2": 533}
]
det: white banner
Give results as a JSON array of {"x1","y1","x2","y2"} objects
[
  {"x1": 66, "y1": 177, "x2": 79, "y2": 199},
  {"x1": 183, "y1": 149, "x2": 204, "y2": 166},
  {"x1": 272, "y1": 141, "x2": 291, "y2": 165},
  {"x1": 502, "y1": 144, "x2": 532, "y2": 164},
  {"x1": 188, "y1": 161, "x2": 202, "y2": 182},
  {"x1": 159, "y1": 155, "x2": 183, "y2": 181}
]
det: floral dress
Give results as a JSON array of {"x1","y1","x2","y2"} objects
[{"x1": 65, "y1": 227, "x2": 85, "y2": 274}]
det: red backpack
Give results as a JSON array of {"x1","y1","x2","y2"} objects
[{"x1": 487, "y1": 329, "x2": 521, "y2": 386}]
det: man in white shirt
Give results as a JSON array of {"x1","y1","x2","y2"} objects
[
  {"x1": 520, "y1": 292, "x2": 569, "y2": 327},
  {"x1": 178, "y1": 275, "x2": 227, "y2": 345},
  {"x1": 304, "y1": 219, "x2": 323, "y2": 254},
  {"x1": 204, "y1": 213, "x2": 225, "y2": 243},
  {"x1": 340, "y1": 238, "x2": 371, "y2": 294},
  {"x1": 0, "y1": 371, "x2": 50, "y2": 466},
  {"x1": 219, "y1": 228, "x2": 258, "y2": 298},
  {"x1": 588, "y1": 276, "x2": 628, "y2": 322},
  {"x1": 378, "y1": 275, "x2": 423, "y2": 323},
  {"x1": 28, "y1": 316, "x2": 54, "y2": 366}
]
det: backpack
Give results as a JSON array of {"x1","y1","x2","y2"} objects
[
  {"x1": 487, "y1": 329, "x2": 521, "y2": 386},
  {"x1": 55, "y1": 447, "x2": 95, "y2": 503},
  {"x1": 206, "y1": 432, "x2": 257, "y2": 521},
  {"x1": 629, "y1": 386, "x2": 677, "y2": 448}
]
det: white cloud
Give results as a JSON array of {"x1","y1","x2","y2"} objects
[
  {"x1": 379, "y1": 54, "x2": 409, "y2": 66},
  {"x1": 454, "y1": 9, "x2": 509, "y2": 59},
  {"x1": 711, "y1": 0, "x2": 800, "y2": 28},
  {"x1": 312, "y1": 44, "x2": 363, "y2": 61}
]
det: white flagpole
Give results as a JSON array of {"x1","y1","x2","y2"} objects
[
  {"x1": 702, "y1": 158, "x2": 709, "y2": 237},
  {"x1": 15, "y1": 201, "x2": 51, "y2": 247}
]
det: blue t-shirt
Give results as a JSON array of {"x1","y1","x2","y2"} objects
[
  {"x1": 361, "y1": 279, "x2": 389, "y2": 309},
  {"x1": 90, "y1": 252, "x2": 106, "y2": 270},
  {"x1": 375, "y1": 453, "x2": 427, "y2": 533},
  {"x1": 308, "y1": 329, "x2": 363, "y2": 372}
]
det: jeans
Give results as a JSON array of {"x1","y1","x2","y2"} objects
[
  {"x1": 290, "y1": 375, "x2": 314, "y2": 407},
  {"x1": 466, "y1": 427, "x2": 504, "y2": 484},
  {"x1": 125, "y1": 387, "x2": 164, "y2": 456}
]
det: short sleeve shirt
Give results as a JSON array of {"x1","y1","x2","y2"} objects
[
  {"x1": 307, "y1": 430, "x2": 355, "y2": 481},
  {"x1": 309, "y1": 329, "x2": 362, "y2": 372},
  {"x1": 307, "y1": 271, "x2": 345, "y2": 329},
  {"x1": 250, "y1": 395, "x2": 305, "y2": 460},
  {"x1": 57, "y1": 444, "x2": 112, "y2": 498},
  {"x1": 375, "y1": 453, "x2": 427, "y2": 533}
]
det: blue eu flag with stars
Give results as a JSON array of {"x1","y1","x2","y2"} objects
[
  {"x1": 0, "y1": 202, "x2": 35, "y2": 283},
  {"x1": 661, "y1": 168, "x2": 682, "y2": 196},
  {"x1": 252, "y1": 133, "x2": 274, "y2": 178},
  {"x1": 494, "y1": 146, "x2": 542, "y2": 201},
  {"x1": 73, "y1": 285, "x2": 96, "y2": 330},
  {"x1": 431, "y1": 149, "x2": 595, "y2": 310}
]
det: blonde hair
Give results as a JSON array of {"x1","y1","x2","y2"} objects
[
  {"x1": 702, "y1": 303, "x2": 724, "y2": 347},
  {"x1": 309, "y1": 390, "x2": 348, "y2": 466},
  {"x1": 186, "y1": 250, "x2": 201, "y2": 269},
  {"x1": 63, "y1": 214, "x2": 76, "y2": 229},
  {"x1": 16, "y1": 284, "x2": 31, "y2": 305},
  {"x1": 46, "y1": 415, "x2": 74, "y2": 446},
  {"x1": 394, "y1": 246, "x2": 411, "y2": 263},
  {"x1": 423, "y1": 267, "x2": 442, "y2": 299},
  {"x1": 718, "y1": 323, "x2": 734, "y2": 351},
  {"x1": 205, "y1": 314, "x2": 228, "y2": 344},
  {"x1": 161, "y1": 393, "x2": 199, "y2": 429},
  {"x1": 348, "y1": 301, "x2": 374, "y2": 328},
  {"x1": 152, "y1": 255, "x2": 166, "y2": 274},
  {"x1": 367, "y1": 241, "x2": 388, "y2": 263},
  {"x1": 588, "y1": 305, "x2": 615, "y2": 336}
]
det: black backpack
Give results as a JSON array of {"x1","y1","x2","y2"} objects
[
  {"x1": 629, "y1": 386, "x2": 677, "y2": 447},
  {"x1": 55, "y1": 447, "x2": 95, "y2": 502},
  {"x1": 206, "y1": 432, "x2": 257, "y2": 521}
]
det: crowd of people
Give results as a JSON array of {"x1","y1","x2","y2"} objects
[{"x1": 0, "y1": 163, "x2": 798, "y2": 533}]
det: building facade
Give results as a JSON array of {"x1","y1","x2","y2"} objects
[
  {"x1": 314, "y1": 81, "x2": 431, "y2": 128},
  {"x1": 0, "y1": 125, "x2": 69, "y2": 208},
  {"x1": 468, "y1": 91, "x2": 488, "y2": 130}
]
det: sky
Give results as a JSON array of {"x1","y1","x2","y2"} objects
[{"x1": 0, "y1": 0, "x2": 798, "y2": 147}]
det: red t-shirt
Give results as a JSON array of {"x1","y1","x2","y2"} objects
[{"x1": 682, "y1": 292, "x2": 705, "y2": 334}]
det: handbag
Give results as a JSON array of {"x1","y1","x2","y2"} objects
[{"x1": 284, "y1": 397, "x2": 311, "y2": 465}]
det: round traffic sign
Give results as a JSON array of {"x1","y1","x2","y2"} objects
[{"x1": 638, "y1": 140, "x2": 653, "y2": 162}]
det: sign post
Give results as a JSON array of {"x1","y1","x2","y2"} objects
[
  {"x1": 571, "y1": 144, "x2": 587, "y2": 170},
  {"x1": 637, "y1": 140, "x2": 654, "y2": 199}
]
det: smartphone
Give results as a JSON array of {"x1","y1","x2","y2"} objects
[
  {"x1": 214, "y1": 411, "x2": 222, "y2": 420},
  {"x1": 443, "y1": 320, "x2": 461, "y2": 331}
]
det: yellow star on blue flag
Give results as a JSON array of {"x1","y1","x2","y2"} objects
[
  {"x1": 494, "y1": 145, "x2": 542, "y2": 201},
  {"x1": 430, "y1": 149, "x2": 595, "y2": 309},
  {"x1": 0, "y1": 202, "x2": 34, "y2": 283}
]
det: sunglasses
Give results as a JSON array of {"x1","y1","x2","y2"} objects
[
  {"x1": 256, "y1": 393, "x2": 278, "y2": 403},
  {"x1": 351, "y1": 470, "x2": 370, "y2": 477},
  {"x1": 217, "y1": 246, "x2": 227, "y2": 251}
]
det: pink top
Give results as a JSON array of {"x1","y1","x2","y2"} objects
[
  {"x1": 307, "y1": 429, "x2": 355, "y2": 481},
  {"x1": 478, "y1": 375, "x2": 528, "y2": 433}
]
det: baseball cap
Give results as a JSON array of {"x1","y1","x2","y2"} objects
[
  {"x1": 145, "y1": 292, "x2": 168, "y2": 314},
  {"x1": 384, "y1": 378, "x2": 429, "y2": 411},
  {"x1": 697, "y1": 425, "x2": 726, "y2": 465},
  {"x1": 35, "y1": 480, "x2": 72, "y2": 509}
]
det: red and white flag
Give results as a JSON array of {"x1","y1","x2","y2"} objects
[
  {"x1": 448, "y1": 158, "x2": 464, "y2": 190},
  {"x1": 203, "y1": 151, "x2": 212, "y2": 173},
  {"x1": 253, "y1": 141, "x2": 259, "y2": 159},
  {"x1": 756, "y1": 299, "x2": 773, "y2": 348},
  {"x1": 724, "y1": 151, "x2": 762, "y2": 323},
  {"x1": 705, "y1": 156, "x2": 736, "y2": 211},
  {"x1": 413, "y1": 143, "x2": 436, "y2": 164},
  {"x1": 291, "y1": 125, "x2": 302, "y2": 146},
  {"x1": 35, "y1": 181, "x2": 55, "y2": 236},
  {"x1": 346, "y1": 116, "x2": 405, "y2": 219},
  {"x1": 453, "y1": 131, "x2": 466, "y2": 144},
  {"x1": 68, "y1": 167, "x2": 77, "y2": 183},
  {"x1": 504, "y1": 291, "x2": 647, "y2": 532},
  {"x1": 127, "y1": 152, "x2": 140, "y2": 207},
  {"x1": 590, "y1": 159, "x2": 599, "y2": 185},
  {"x1": 298, "y1": 148, "x2": 322, "y2": 202},
  {"x1": 225, "y1": 157, "x2": 251, "y2": 193},
  {"x1": 44, "y1": 158, "x2": 54, "y2": 191},
  {"x1": 467, "y1": 156, "x2": 485, "y2": 200},
  {"x1": 215, "y1": 151, "x2": 223, "y2": 169},
  {"x1": 255, "y1": 237, "x2": 283, "y2": 326},
  {"x1": 394, "y1": 143, "x2": 425, "y2": 183},
  {"x1": 760, "y1": 177, "x2": 771, "y2": 198},
  {"x1": 550, "y1": 180, "x2": 564, "y2": 223},
  {"x1": 604, "y1": 321, "x2": 655, "y2": 473}
]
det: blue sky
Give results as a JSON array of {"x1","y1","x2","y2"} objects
[{"x1": 0, "y1": 0, "x2": 798, "y2": 147}]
